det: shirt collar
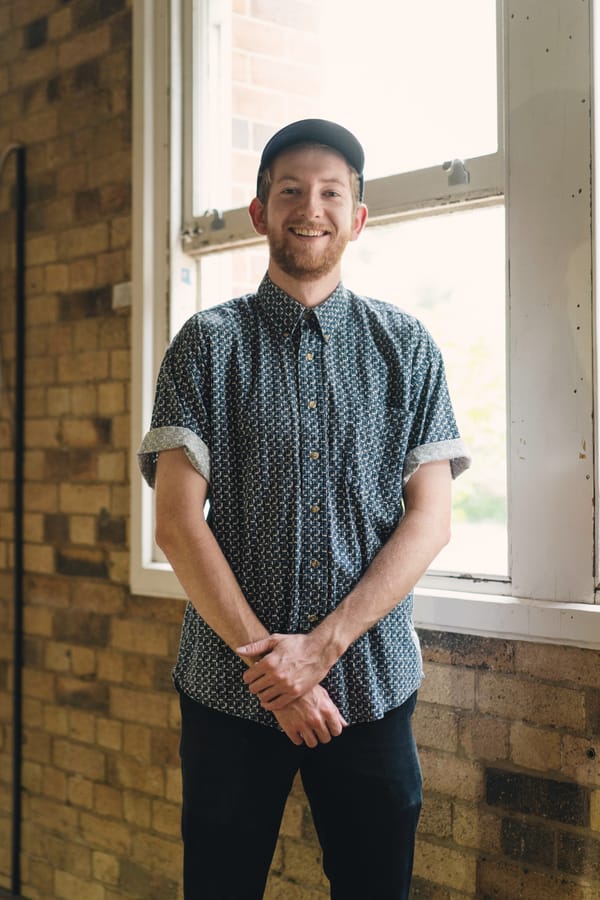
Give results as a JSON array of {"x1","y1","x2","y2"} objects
[{"x1": 256, "y1": 274, "x2": 351, "y2": 342}]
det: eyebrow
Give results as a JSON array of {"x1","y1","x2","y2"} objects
[{"x1": 275, "y1": 173, "x2": 348, "y2": 187}]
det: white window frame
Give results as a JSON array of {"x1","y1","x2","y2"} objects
[{"x1": 131, "y1": 0, "x2": 600, "y2": 650}]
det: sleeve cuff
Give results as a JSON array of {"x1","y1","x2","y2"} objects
[
  {"x1": 138, "y1": 426, "x2": 211, "y2": 487},
  {"x1": 403, "y1": 438, "x2": 471, "y2": 484}
]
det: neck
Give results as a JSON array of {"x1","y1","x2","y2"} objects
[{"x1": 267, "y1": 262, "x2": 341, "y2": 308}]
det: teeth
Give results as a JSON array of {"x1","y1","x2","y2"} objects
[{"x1": 292, "y1": 228, "x2": 326, "y2": 237}]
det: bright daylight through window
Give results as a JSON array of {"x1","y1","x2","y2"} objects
[{"x1": 183, "y1": 0, "x2": 506, "y2": 579}]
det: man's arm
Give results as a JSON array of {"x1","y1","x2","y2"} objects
[
  {"x1": 154, "y1": 447, "x2": 347, "y2": 745},
  {"x1": 240, "y1": 458, "x2": 452, "y2": 709}
]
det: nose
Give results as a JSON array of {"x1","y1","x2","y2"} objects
[{"x1": 299, "y1": 185, "x2": 323, "y2": 219}]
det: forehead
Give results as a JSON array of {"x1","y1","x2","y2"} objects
[{"x1": 270, "y1": 144, "x2": 353, "y2": 185}]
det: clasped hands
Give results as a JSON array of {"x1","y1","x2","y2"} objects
[{"x1": 237, "y1": 632, "x2": 347, "y2": 748}]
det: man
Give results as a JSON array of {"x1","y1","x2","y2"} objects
[{"x1": 139, "y1": 119, "x2": 470, "y2": 899}]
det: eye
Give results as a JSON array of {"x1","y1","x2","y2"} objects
[
  {"x1": 324, "y1": 190, "x2": 342, "y2": 198},
  {"x1": 281, "y1": 187, "x2": 300, "y2": 195}
]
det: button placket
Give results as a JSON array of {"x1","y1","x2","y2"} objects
[{"x1": 298, "y1": 321, "x2": 328, "y2": 627}]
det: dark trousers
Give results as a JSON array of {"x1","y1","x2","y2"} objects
[{"x1": 179, "y1": 690, "x2": 422, "y2": 900}]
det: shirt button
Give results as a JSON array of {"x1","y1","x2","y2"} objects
[
  {"x1": 323, "y1": 334, "x2": 330, "y2": 342},
  {"x1": 310, "y1": 450, "x2": 320, "y2": 460},
  {"x1": 307, "y1": 400, "x2": 317, "y2": 409},
  {"x1": 306, "y1": 352, "x2": 314, "y2": 361},
  {"x1": 310, "y1": 504, "x2": 320, "y2": 514},
  {"x1": 308, "y1": 614, "x2": 318, "y2": 623},
  {"x1": 310, "y1": 558, "x2": 320, "y2": 568}
]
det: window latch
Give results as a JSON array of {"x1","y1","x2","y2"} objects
[{"x1": 442, "y1": 159, "x2": 470, "y2": 186}]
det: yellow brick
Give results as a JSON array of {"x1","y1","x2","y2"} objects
[
  {"x1": 561, "y1": 734, "x2": 600, "y2": 787},
  {"x1": 58, "y1": 223, "x2": 109, "y2": 260},
  {"x1": 54, "y1": 869, "x2": 104, "y2": 900},
  {"x1": 69, "y1": 515, "x2": 97, "y2": 546},
  {"x1": 24, "y1": 543, "x2": 55, "y2": 575},
  {"x1": 92, "y1": 851, "x2": 119, "y2": 886},
  {"x1": 591, "y1": 790, "x2": 600, "y2": 832},
  {"x1": 110, "y1": 755, "x2": 164, "y2": 797},
  {"x1": 108, "y1": 550, "x2": 129, "y2": 584},
  {"x1": 418, "y1": 794, "x2": 452, "y2": 839},
  {"x1": 478, "y1": 672, "x2": 585, "y2": 730},
  {"x1": 71, "y1": 646, "x2": 96, "y2": 677},
  {"x1": 45, "y1": 641, "x2": 72, "y2": 673},
  {"x1": 414, "y1": 838, "x2": 477, "y2": 894},
  {"x1": 46, "y1": 258, "x2": 74, "y2": 289},
  {"x1": 58, "y1": 24, "x2": 111, "y2": 68},
  {"x1": 27, "y1": 234, "x2": 57, "y2": 266},
  {"x1": 97, "y1": 718, "x2": 122, "y2": 751},
  {"x1": 510, "y1": 721, "x2": 561, "y2": 771},
  {"x1": 123, "y1": 723, "x2": 152, "y2": 762},
  {"x1": 152, "y1": 800, "x2": 181, "y2": 838},
  {"x1": 280, "y1": 838, "x2": 326, "y2": 890},
  {"x1": 95, "y1": 784, "x2": 122, "y2": 818},
  {"x1": 130, "y1": 832, "x2": 181, "y2": 881},
  {"x1": 69, "y1": 257, "x2": 97, "y2": 290},
  {"x1": 110, "y1": 214, "x2": 131, "y2": 248},
  {"x1": 96, "y1": 649, "x2": 125, "y2": 683},
  {"x1": 459, "y1": 713, "x2": 509, "y2": 762},
  {"x1": 419, "y1": 663, "x2": 476, "y2": 710},
  {"x1": 98, "y1": 382, "x2": 126, "y2": 415},
  {"x1": 453, "y1": 803, "x2": 502, "y2": 851},
  {"x1": 165, "y1": 767, "x2": 182, "y2": 804},
  {"x1": 44, "y1": 704, "x2": 69, "y2": 736},
  {"x1": 110, "y1": 485, "x2": 129, "y2": 517},
  {"x1": 73, "y1": 319, "x2": 99, "y2": 352},
  {"x1": 60, "y1": 484, "x2": 110, "y2": 514},
  {"x1": 48, "y1": 7, "x2": 72, "y2": 41},
  {"x1": 29, "y1": 795, "x2": 78, "y2": 838},
  {"x1": 515, "y1": 642, "x2": 600, "y2": 690},
  {"x1": 97, "y1": 451, "x2": 126, "y2": 483},
  {"x1": 111, "y1": 619, "x2": 169, "y2": 657},
  {"x1": 23, "y1": 605, "x2": 54, "y2": 638},
  {"x1": 62, "y1": 417, "x2": 106, "y2": 447},
  {"x1": 25, "y1": 416, "x2": 60, "y2": 447},
  {"x1": 43, "y1": 766, "x2": 67, "y2": 801},
  {"x1": 68, "y1": 710, "x2": 96, "y2": 744},
  {"x1": 80, "y1": 811, "x2": 132, "y2": 855},
  {"x1": 58, "y1": 350, "x2": 109, "y2": 383},
  {"x1": 420, "y1": 748, "x2": 484, "y2": 803},
  {"x1": 67, "y1": 775, "x2": 94, "y2": 810},
  {"x1": 23, "y1": 513, "x2": 44, "y2": 543},
  {"x1": 47, "y1": 387, "x2": 72, "y2": 416},
  {"x1": 413, "y1": 703, "x2": 459, "y2": 752},
  {"x1": 24, "y1": 482, "x2": 59, "y2": 513},
  {"x1": 21, "y1": 761, "x2": 43, "y2": 793},
  {"x1": 71, "y1": 384, "x2": 98, "y2": 415},
  {"x1": 123, "y1": 791, "x2": 152, "y2": 829},
  {"x1": 53, "y1": 739, "x2": 105, "y2": 781},
  {"x1": 110, "y1": 349, "x2": 130, "y2": 379}
]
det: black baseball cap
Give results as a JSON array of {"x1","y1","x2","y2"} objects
[{"x1": 256, "y1": 118, "x2": 365, "y2": 201}]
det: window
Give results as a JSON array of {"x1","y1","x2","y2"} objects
[{"x1": 132, "y1": 0, "x2": 600, "y2": 649}]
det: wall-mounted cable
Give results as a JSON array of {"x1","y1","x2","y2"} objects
[{"x1": 0, "y1": 142, "x2": 26, "y2": 900}]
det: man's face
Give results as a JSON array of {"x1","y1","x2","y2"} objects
[{"x1": 250, "y1": 146, "x2": 367, "y2": 283}]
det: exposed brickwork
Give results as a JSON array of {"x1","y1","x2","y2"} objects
[{"x1": 1, "y1": 1, "x2": 600, "y2": 898}]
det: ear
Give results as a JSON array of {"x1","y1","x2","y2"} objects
[
  {"x1": 350, "y1": 203, "x2": 368, "y2": 242},
  {"x1": 249, "y1": 197, "x2": 268, "y2": 235}
]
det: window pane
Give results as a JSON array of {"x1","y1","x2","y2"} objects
[
  {"x1": 343, "y1": 204, "x2": 507, "y2": 577},
  {"x1": 196, "y1": 205, "x2": 507, "y2": 579},
  {"x1": 195, "y1": 0, "x2": 498, "y2": 213}
]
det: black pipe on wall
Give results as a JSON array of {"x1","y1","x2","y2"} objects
[{"x1": 0, "y1": 142, "x2": 26, "y2": 899}]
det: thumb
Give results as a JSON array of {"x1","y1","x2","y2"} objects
[{"x1": 236, "y1": 636, "x2": 275, "y2": 658}]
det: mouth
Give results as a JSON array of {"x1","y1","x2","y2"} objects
[{"x1": 289, "y1": 226, "x2": 330, "y2": 238}]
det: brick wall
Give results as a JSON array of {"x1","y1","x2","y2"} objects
[{"x1": 0, "y1": 1, "x2": 599, "y2": 899}]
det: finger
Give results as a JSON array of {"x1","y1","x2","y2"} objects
[
  {"x1": 302, "y1": 730, "x2": 318, "y2": 749},
  {"x1": 237, "y1": 637, "x2": 275, "y2": 657}
]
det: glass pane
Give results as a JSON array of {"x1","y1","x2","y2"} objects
[
  {"x1": 196, "y1": 0, "x2": 499, "y2": 213},
  {"x1": 342, "y1": 204, "x2": 507, "y2": 577},
  {"x1": 196, "y1": 205, "x2": 507, "y2": 579}
]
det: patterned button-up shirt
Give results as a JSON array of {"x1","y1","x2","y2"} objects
[{"x1": 139, "y1": 275, "x2": 470, "y2": 727}]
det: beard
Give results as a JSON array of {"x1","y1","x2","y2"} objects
[{"x1": 266, "y1": 223, "x2": 351, "y2": 282}]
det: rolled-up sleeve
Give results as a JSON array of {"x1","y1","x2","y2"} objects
[
  {"x1": 403, "y1": 325, "x2": 471, "y2": 483},
  {"x1": 138, "y1": 316, "x2": 212, "y2": 488}
]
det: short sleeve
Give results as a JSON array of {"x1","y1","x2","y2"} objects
[
  {"x1": 403, "y1": 325, "x2": 471, "y2": 483},
  {"x1": 138, "y1": 316, "x2": 212, "y2": 488}
]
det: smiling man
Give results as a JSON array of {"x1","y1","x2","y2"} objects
[{"x1": 139, "y1": 119, "x2": 471, "y2": 900}]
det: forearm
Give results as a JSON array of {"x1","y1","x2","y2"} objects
[
  {"x1": 311, "y1": 503, "x2": 450, "y2": 667},
  {"x1": 158, "y1": 516, "x2": 270, "y2": 657}
]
